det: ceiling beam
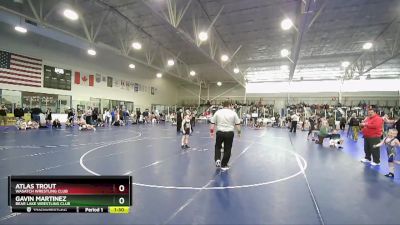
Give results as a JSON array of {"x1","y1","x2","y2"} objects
[
  {"x1": 93, "y1": 9, "x2": 111, "y2": 42},
  {"x1": 139, "y1": 0, "x2": 245, "y2": 88},
  {"x1": 27, "y1": 0, "x2": 41, "y2": 22},
  {"x1": 93, "y1": 0, "x2": 202, "y2": 85},
  {"x1": 288, "y1": 0, "x2": 316, "y2": 81},
  {"x1": 307, "y1": 0, "x2": 327, "y2": 30},
  {"x1": 195, "y1": 0, "x2": 245, "y2": 86},
  {"x1": 0, "y1": 6, "x2": 199, "y2": 86},
  {"x1": 345, "y1": 15, "x2": 400, "y2": 79}
]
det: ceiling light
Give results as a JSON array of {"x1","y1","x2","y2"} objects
[
  {"x1": 167, "y1": 59, "x2": 175, "y2": 66},
  {"x1": 132, "y1": 42, "x2": 142, "y2": 50},
  {"x1": 129, "y1": 64, "x2": 135, "y2": 69},
  {"x1": 198, "y1": 31, "x2": 208, "y2": 41},
  {"x1": 63, "y1": 9, "x2": 79, "y2": 21},
  {"x1": 233, "y1": 68, "x2": 240, "y2": 74},
  {"x1": 87, "y1": 49, "x2": 96, "y2": 56},
  {"x1": 280, "y1": 49, "x2": 290, "y2": 57},
  {"x1": 217, "y1": 82, "x2": 222, "y2": 86},
  {"x1": 280, "y1": 65, "x2": 289, "y2": 71},
  {"x1": 341, "y1": 61, "x2": 350, "y2": 68},
  {"x1": 156, "y1": 73, "x2": 162, "y2": 78},
  {"x1": 221, "y1": 55, "x2": 229, "y2": 62},
  {"x1": 14, "y1": 26, "x2": 27, "y2": 33},
  {"x1": 363, "y1": 42, "x2": 373, "y2": 50},
  {"x1": 189, "y1": 70, "x2": 196, "y2": 76},
  {"x1": 281, "y1": 18, "x2": 293, "y2": 30}
]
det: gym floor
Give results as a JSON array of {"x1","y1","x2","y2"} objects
[{"x1": 0, "y1": 123, "x2": 399, "y2": 225}]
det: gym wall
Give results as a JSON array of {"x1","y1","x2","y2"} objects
[{"x1": 0, "y1": 22, "x2": 179, "y2": 111}]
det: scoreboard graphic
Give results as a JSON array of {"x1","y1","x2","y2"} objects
[
  {"x1": 8, "y1": 176, "x2": 132, "y2": 214},
  {"x1": 43, "y1": 65, "x2": 72, "y2": 90}
]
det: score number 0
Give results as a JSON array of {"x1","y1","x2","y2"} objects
[{"x1": 118, "y1": 185, "x2": 125, "y2": 205}]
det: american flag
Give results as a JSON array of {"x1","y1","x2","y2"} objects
[{"x1": 0, "y1": 50, "x2": 42, "y2": 87}]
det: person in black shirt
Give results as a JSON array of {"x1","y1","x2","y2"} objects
[
  {"x1": 307, "y1": 116, "x2": 316, "y2": 140},
  {"x1": 52, "y1": 118, "x2": 61, "y2": 128},
  {"x1": 0, "y1": 105, "x2": 7, "y2": 126},
  {"x1": 191, "y1": 110, "x2": 197, "y2": 128},
  {"x1": 31, "y1": 105, "x2": 42, "y2": 123},
  {"x1": 176, "y1": 108, "x2": 183, "y2": 133},
  {"x1": 143, "y1": 109, "x2": 149, "y2": 124},
  {"x1": 348, "y1": 114, "x2": 360, "y2": 141},
  {"x1": 136, "y1": 110, "x2": 141, "y2": 124},
  {"x1": 14, "y1": 105, "x2": 24, "y2": 121},
  {"x1": 46, "y1": 108, "x2": 52, "y2": 125},
  {"x1": 92, "y1": 108, "x2": 98, "y2": 126},
  {"x1": 340, "y1": 117, "x2": 346, "y2": 131},
  {"x1": 67, "y1": 109, "x2": 74, "y2": 126},
  {"x1": 23, "y1": 106, "x2": 29, "y2": 113}
]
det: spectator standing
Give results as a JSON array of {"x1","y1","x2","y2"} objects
[
  {"x1": 0, "y1": 105, "x2": 7, "y2": 126},
  {"x1": 31, "y1": 105, "x2": 42, "y2": 123},
  {"x1": 348, "y1": 113, "x2": 360, "y2": 141},
  {"x1": 85, "y1": 107, "x2": 92, "y2": 125},
  {"x1": 340, "y1": 117, "x2": 346, "y2": 131},
  {"x1": 14, "y1": 105, "x2": 24, "y2": 122},
  {"x1": 176, "y1": 108, "x2": 183, "y2": 133},
  {"x1": 360, "y1": 108, "x2": 384, "y2": 166}
]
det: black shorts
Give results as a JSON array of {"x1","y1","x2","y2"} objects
[{"x1": 183, "y1": 128, "x2": 191, "y2": 135}]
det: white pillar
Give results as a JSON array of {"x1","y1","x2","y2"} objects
[
  {"x1": 198, "y1": 83, "x2": 202, "y2": 108},
  {"x1": 207, "y1": 85, "x2": 210, "y2": 101}
]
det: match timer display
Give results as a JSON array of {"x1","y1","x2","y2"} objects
[{"x1": 8, "y1": 176, "x2": 132, "y2": 213}]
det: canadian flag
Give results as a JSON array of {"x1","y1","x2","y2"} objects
[{"x1": 74, "y1": 72, "x2": 94, "y2": 86}]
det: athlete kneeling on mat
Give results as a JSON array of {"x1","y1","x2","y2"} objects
[
  {"x1": 52, "y1": 118, "x2": 61, "y2": 128},
  {"x1": 329, "y1": 130, "x2": 344, "y2": 149},
  {"x1": 78, "y1": 117, "x2": 96, "y2": 131}
]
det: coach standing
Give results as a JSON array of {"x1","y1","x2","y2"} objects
[
  {"x1": 360, "y1": 108, "x2": 384, "y2": 166},
  {"x1": 210, "y1": 102, "x2": 241, "y2": 171}
]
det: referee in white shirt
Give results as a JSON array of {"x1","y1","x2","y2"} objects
[
  {"x1": 290, "y1": 113, "x2": 299, "y2": 133},
  {"x1": 210, "y1": 101, "x2": 241, "y2": 170}
]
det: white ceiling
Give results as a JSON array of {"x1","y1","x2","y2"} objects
[{"x1": 0, "y1": 0, "x2": 399, "y2": 85}]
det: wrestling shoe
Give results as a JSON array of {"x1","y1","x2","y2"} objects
[
  {"x1": 215, "y1": 160, "x2": 221, "y2": 167},
  {"x1": 384, "y1": 172, "x2": 394, "y2": 178},
  {"x1": 221, "y1": 166, "x2": 230, "y2": 171},
  {"x1": 360, "y1": 158, "x2": 371, "y2": 163}
]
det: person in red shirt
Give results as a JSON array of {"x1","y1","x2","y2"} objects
[{"x1": 360, "y1": 108, "x2": 384, "y2": 166}]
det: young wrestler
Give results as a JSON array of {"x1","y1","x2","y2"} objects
[
  {"x1": 329, "y1": 129, "x2": 344, "y2": 149},
  {"x1": 374, "y1": 129, "x2": 400, "y2": 178},
  {"x1": 52, "y1": 118, "x2": 62, "y2": 128},
  {"x1": 181, "y1": 111, "x2": 192, "y2": 149},
  {"x1": 78, "y1": 117, "x2": 96, "y2": 131}
]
